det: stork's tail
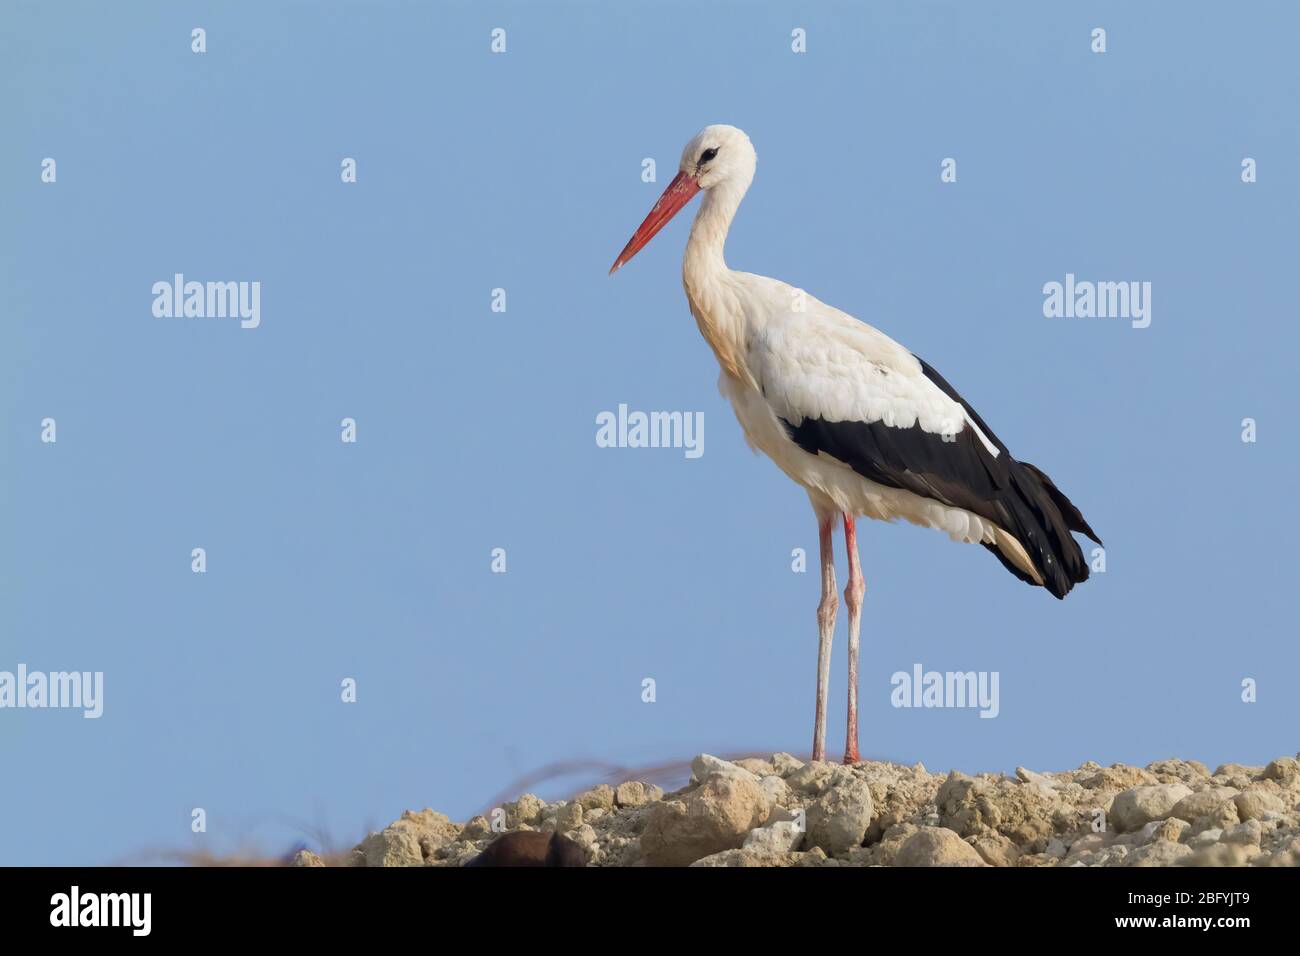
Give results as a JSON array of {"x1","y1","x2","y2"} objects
[{"x1": 983, "y1": 459, "x2": 1102, "y2": 600}]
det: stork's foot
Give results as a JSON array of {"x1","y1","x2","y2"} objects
[{"x1": 842, "y1": 747, "x2": 861, "y2": 766}]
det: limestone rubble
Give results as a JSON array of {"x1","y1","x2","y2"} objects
[{"x1": 336, "y1": 753, "x2": 1300, "y2": 867}]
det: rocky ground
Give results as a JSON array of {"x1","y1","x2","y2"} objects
[{"x1": 293, "y1": 752, "x2": 1300, "y2": 867}]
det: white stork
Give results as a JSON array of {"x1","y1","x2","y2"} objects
[{"x1": 610, "y1": 125, "x2": 1101, "y2": 764}]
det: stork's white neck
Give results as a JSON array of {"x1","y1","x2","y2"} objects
[
  {"x1": 684, "y1": 179, "x2": 745, "y2": 280},
  {"x1": 682, "y1": 177, "x2": 752, "y2": 383}
]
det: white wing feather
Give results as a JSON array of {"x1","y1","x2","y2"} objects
[{"x1": 749, "y1": 297, "x2": 965, "y2": 437}]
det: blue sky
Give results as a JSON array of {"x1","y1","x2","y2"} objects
[{"x1": 2, "y1": 1, "x2": 1297, "y2": 865}]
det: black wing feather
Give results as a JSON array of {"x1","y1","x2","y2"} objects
[{"x1": 780, "y1": 355, "x2": 1099, "y2": 599}]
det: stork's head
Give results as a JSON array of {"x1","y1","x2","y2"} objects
[
  {"x1": 679, "y1": 124, "x2": 756, "y2": 191},
  {"x1": 609, "y1": 124, "x2": 756, "y2": 274}
]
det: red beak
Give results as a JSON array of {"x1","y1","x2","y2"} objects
[{"x1": 609, "y1": 170, "x2": 701, "y2": 275}]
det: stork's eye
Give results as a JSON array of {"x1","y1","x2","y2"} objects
[{"x1": 699, "y1": 147, "x2": 718, "y2": 164}]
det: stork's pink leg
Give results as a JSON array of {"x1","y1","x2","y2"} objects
[
  {"x1": 813, "y1": 515, "x2": 838, "y2": 763},
  {"x1": 843, "y1": 513, "x2": 865, "y2": 765}
]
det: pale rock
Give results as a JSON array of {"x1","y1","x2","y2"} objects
[
  {"x1": 871, "y1": 823, "x2": 920, "y2": 867},
  {"x1": 1213, "y1": 762, "x2": 1257, "y2": 776},
  {"x1": 1132, "y1": 818, "x2": 1187, "y2": 845},
  {"x1": 1170, "y1": 787, "x2": 1238, "y2": 823},
  {"x1": 786, "y1": 761, "x2": 846, "y2": 796},
  {"x1": 765, "y1": 803, "x2": 803, "y2": 825},
  {"x1": 1146, "y1": 759, "x2": 1211, "y2": 784},
  {"x1": 936, "y1": 771, "x2": 1055, "y2": 844},
  {"x1": 1255, "y1": 838, "x2": 1300, "y2": 867},
  {"x1": 1123, "y1": 841, "x2": 1193, "y2": 867},
  {"x1": 1109, "y1": 784, "x2": 1193, "y2": 832},
  {"x1": 1133, "y1": 821, "x2": 1164, "y2": 845},
  {"x1": 1234, "y1": 790, "x2": 1283, "y2": 821},
  {"x1": 1264, "y1": 757, "x2": 1299, "y2": 782},
  {"x1": 970, "y1": 832, "x2": 1020, "y2": 867},
  {"x1": 858, "y1": 763, "x2": 933, "y2": 842},
  {"x1": 895, "y1": 827, "x2": 987, "y2": 867},
  {"x1": 1064, "y1": 834, "x2": 1106, "y2": 864},
  {"x1": 1181, "y1": 843, "x2": 1258, "y2": 866},
  {"x1": 1092, "y1": 844, "x2": 1130, "y2": 866},
  {"x1": 758, "y1": 774, "x2": 794, "y2": 815},
  {"x1": 614, "y1": 781, "x2": 663, "y2": 807},
  {"x1": 794, "y1": 847, "x2": 832, "y2": 867},
  {"x1": 844, "y1": 846, "x2": 875, "y2": 866},
  {"x1": 554, "y1": 801, "x2": 584, "y2": 833},
  {"x1": 1152, "y1": 818, "x2": 1188, "y2": 843},
  {"x1": 352, "y1": 809, "x2": 460, "y2": 867},
  {"x1": 769, "y1": 752, "x2": 805, "y2": 777},
  {"x1": 1016, "y1": 767, "x2": 1057, "y2": 796},
  {"x1": 805, "y1": 777, "x2": 874, "y2": 855},
  {"x1": 1080, "y1": 765, "x2": 1157, "y2": 791},
  {"x1": 566, "y1": 824, "x2": 598, "y2": 854},
  {"x1": 1222, "y1": 819, "x2": 1263, "y2": 847},
  {"x1": 1190, "y1": 799, "x2": 1240, "y2": 836},
  {"x1": 744, "y1": 819, "x2": 804, "y2": 854},
  {"x1": 504, "y1": 794, "x2": 545, "y2": 828},
  {"x1": 432, "y1": 842, "x2": 482, "y2": 868},
  {"x1": 575, "y1": 784, "x2": 616, "y2": 811},
  {"x1": 1212, "y1": 763, "x2": 1263, "y2": 788},
  {"x1": 934, "y1": 772, "x2": 997, "y2": 835},
  {"x1": 691, "y1": 753, "x2": 759, "y2": 785},
  {"x1": 689, "y1": 847, "x2": 789, "y2": 867},
  {"x1": 290, "y1": 849, "x2": 324, "y2": 867},
  {"x1": 640, "y1": 772, "x2": 772, "y2": 866}
]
